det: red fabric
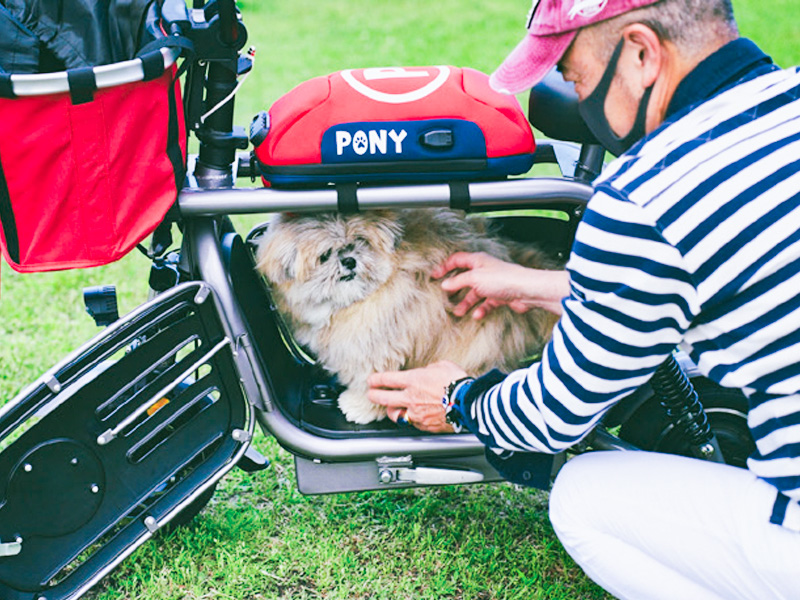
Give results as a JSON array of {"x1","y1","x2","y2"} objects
[
  {"x1": 258, "y1": 66, "x2": 534, "y2": 167},
  {"x1": 0, "y1": 69, "x2": 186, "y2": 273}
]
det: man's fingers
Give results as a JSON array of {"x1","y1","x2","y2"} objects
[
  {"x1": 367, "y1": 370, "x2": 410, "y2": 390},
  {"x1": 441, "y1": 270, "x2": 473, "y2": 294},
  {"x1": 432, "y1": 252, "x2": 481, "y2": 279},
  {"x1": 452, "y1": 288, "x2": 484, "y2": 317},
  {"x1": 367, "y1": 386, "x2": 410, "y2": 408},
  {"x1": 386, "y1": 406, "x2": 407, "y2": 423},
  {"x1": 509, "y1": 299, "x2": 532, "y2": 314},
  {"x1": 367, "y1": 370, "x2": 416, "y2": 409}
]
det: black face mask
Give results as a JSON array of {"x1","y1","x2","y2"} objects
[{"x1": 578, "y1": 39, "x2": 654, "y2": 156}]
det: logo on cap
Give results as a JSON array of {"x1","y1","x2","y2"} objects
[{"x1": 568, "y1": 0, "x2": 608, "y2": 19}]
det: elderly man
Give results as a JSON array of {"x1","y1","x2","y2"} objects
[{"x1": 367, "y1": 0, "x2": 800, "y2": 598}]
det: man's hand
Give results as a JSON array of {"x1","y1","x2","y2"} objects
[
  {"x1": 367, "y1": 361, "x2": 468, "y2": 432},
  {"x1": 432, "y1": 252, "x2": 569, "y2": 319}
]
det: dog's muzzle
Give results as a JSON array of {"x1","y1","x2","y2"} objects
[{"x1": 339, "y1": 256, "x2": 357, "y2": 281}]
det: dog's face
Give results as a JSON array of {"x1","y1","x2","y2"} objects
[{"x1": 256, "y1": 212, "x2": 403, "y2": 324}]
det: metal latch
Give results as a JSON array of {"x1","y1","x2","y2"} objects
[
  {"x1": 0, "y1": 539, "x2": 22, "y2": 557},
  {"x1": 376, "y1": 456, "x2": 484, "y2": 486}
]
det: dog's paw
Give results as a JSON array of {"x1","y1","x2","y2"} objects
[{"x1": 338, "y1": 389, "x2": 387, "y2": 424}]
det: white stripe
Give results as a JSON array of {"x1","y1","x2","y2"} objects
[
  {"x1": 585, "y1": 191, "x2": 658, "y2": 225},
  {"x1": 748, "y1": 394, "x2": 800, "y2": 428},
  {"x1": 568, "y1": 298, "x2": 683, "y2": 350},
  {"x1": 744, "y1": 239, "x2": 800, "y2": 291},
  {"x1": 477, "y1": 368, "x2": 549, "y2": 452},
  {"x1": 686, "y1": 269, "x2": 800, "y2": 348},
  {"x1": 719, "y1": 338, "x2": 800, "y2": 391},
  {"x1": 577, "y1": 220, "x2": 684, "y2": 270},
  {"x1": 550, "y1": 325, "x2": 652, "y2": 394},
  {"x1": 677, "y1": 140, "x2": 800, "y2": 268},
  {"x1": 635, "y1": 107, "x2": 800, "y2": 222},
  {"x1": 559, "y1": 312, "x2": 668, "y2": 372},
  {"x1": 616, "y1": 69, "x2": 800, "y2": 188},
  {"x1": 694, "y1": 189, "x2": 800, "y2": 302},
  {"x1": 568, "y1": 254, "x2": 699, "y2": 320},
  {"x1": 747, "y1": 453, "x2": 800, "y2": 477}
]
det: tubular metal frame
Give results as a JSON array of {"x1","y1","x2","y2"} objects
[
  {"x1": 181, "y1": 175, "x2": 594, "y2": 463},
  {"x1": 179, "y1": 176, "x2": 594, "y2": 216}
]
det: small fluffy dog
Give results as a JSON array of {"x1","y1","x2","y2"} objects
[{"x1": 255, "y1": 209, "x2": 558, "y2": 424}]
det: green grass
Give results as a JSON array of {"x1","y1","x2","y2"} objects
[{"x1": 1, "y1": 1, "x2": 798, "y2": 598}]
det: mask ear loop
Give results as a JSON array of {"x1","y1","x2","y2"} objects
[{"x1": 578, "y1": 38, "x2": 654, "y2": 156}]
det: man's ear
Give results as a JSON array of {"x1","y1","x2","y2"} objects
[{"x1": 622, "y1": 23, "x2": 664, "y2": 90}]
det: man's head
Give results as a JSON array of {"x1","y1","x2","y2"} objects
[
  {"x1": 491, "y1": 0, "x2": 739, "y2": 153},
  {"x1": 491, "y1": 0, "x2": 738, "y2": 95}
]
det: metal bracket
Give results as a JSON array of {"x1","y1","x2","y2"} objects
[
  {"x1": 376, "y1": 456, "x2": 484, "y2": 486},
  {"x1": 0, "y1": 539, "x2": 22, "y2": 558},
  {"x1": 533, "y1": 140, "x2": 582, "y2": 179},
  {"x1": 231, "y1": 428, "x2": 251, "y2": 443},
  {"x1": 45, "y1": 375, "x2": 61, "y2": 394},
  {"x1": 143, "y1": 516, "x2": 159, "y2": 534},
  {"x1": 193, "y1": 285, "x2": 211, "y2": 305}
]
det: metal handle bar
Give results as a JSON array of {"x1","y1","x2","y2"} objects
[
  {"x1": 6, "y1": 47, "x2": 180, "y2": 97},
  {"x1": 178, "y1": 177, "x2": 593, "y2": 216}
]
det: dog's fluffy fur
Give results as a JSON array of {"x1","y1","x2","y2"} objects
[{"x1": 255, "y1": 209, "x2": 558, "y2": 424}]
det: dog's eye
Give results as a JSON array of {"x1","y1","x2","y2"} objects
[{"x1": 319, "y1": 249, "x2": 332, "y2": 263}]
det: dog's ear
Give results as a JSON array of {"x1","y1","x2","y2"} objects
[
  {"x1": 255, "y1": 218, "x2": 298, "y2": 283},
  {"x1": 361, "y1": 210, "x2": 404, "y2": 252}
]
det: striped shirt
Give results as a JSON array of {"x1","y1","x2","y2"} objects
[{"x1": 458, "y1": 39, "x2": 800, "y2": 529}]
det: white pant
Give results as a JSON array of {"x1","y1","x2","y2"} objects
[{"x1": 549, "y1": 451, "x2": 800, "y2": 600}]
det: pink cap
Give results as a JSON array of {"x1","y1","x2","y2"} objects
[{"x1": 490, "y1": 0, "x2": 662, "y2": 94}]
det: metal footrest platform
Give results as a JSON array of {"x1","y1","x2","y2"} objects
[{"x1": 0, "y1": 282, "x2": 253, "y2": 600}]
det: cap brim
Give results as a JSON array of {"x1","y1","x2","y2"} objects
[{"x1": 489, "y1": 31, "x2": 577, "y2": 95}]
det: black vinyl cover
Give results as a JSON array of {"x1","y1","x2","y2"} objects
[{"x1": 0, "y1": 0, "x2": 155, "y2": 73}]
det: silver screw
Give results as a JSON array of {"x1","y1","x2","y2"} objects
[
  {"x1": 90, "y1": 484, "x2": 100, "y2": 494},
  {"x1": 23, "y1": 464, "x2": 32, "y2": 473}
]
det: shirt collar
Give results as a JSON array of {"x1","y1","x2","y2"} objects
[{"x1": 666, "y1": 38, "x2": 776, "y2": 119}]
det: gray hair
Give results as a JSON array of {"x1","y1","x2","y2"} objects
[{"x1": 585, "y1": 0, "x2": 739, "y2": 62}]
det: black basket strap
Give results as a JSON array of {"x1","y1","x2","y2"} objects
[
  {"x1": 0, "y1": 156, "x2": 19, "y2": 264},
  {"x1": 67, "y1": 66, "x2": 97, "y2": 105},
  {"x1": 137, "y1": 34, "x2": 195, "y2": 80},
  {"x1": 166, "y1": 74, "x2": 186, "y2": 190},
  {"x1": 140, "y1": 50, "x2": 166, "y2": 81},
  {"x1": 449, "y1": 181, "x2": 471, "y2": 211},
  {"x1": 0, "y1": 72, "x2": 13, "y2": 98},
  {"x1": 336, "y1": 183, "x2": 359, "y2": 213}
]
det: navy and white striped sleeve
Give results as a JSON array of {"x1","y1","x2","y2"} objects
[{"x1": 460, "y1": 188, "x2": 701, "y2": 454}]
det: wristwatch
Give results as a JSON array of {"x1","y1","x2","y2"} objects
[{"x1": 442, "y1": 376, "x2": 475, "y2": 433}]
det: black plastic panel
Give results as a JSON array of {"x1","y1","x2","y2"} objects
[{"x1": 0, "y1": 283, "x2": 251, "y2": 600}]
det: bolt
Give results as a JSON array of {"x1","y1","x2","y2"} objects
[
  {"x1": 378, "y1": 468, "x2": 394, "y2": 484},
  {"x1": 23, "y1": 464, "x2": 32, "y2": 473},
  {"x1": 71, "y1": 458, "x2": 79, "y2": 465},
  {"x1": 90, "y1": 484, "x2": 100, "y2": 494}
]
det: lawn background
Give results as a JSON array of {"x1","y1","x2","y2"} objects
[{"x1": 1, "y1": 1, "x2": 798, "y2": 598}]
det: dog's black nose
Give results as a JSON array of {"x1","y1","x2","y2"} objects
[{"x1": 341, "y1": 256, "x2": 357, "y2": 271}]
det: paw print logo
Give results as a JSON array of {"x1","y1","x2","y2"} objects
[{"x1": 353, "y1": 131, "x2": 369, "y2": 155}]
